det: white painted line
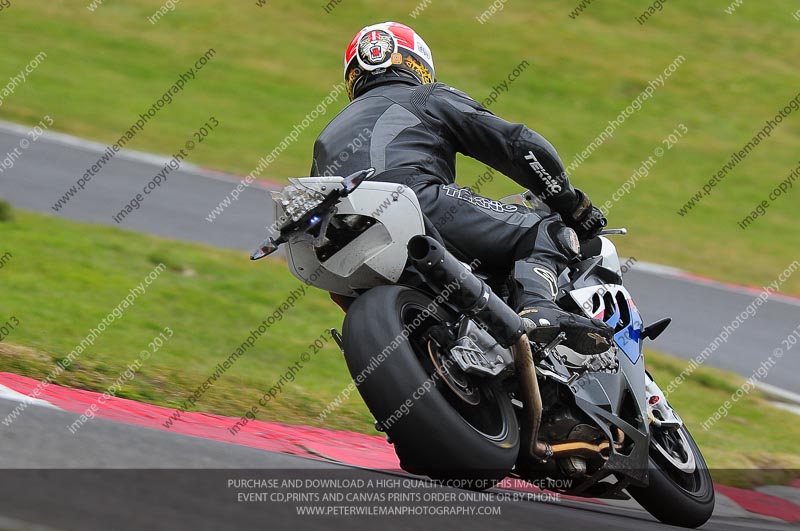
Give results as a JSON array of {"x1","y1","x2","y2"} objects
[
  {"x1": 0, "y1": 384, "x2": 59, "y2": 409},
  {"x1": 630, "y1": 260, "x2": 800, "y2": 308},
  {"x1": 2, "y1": 118, "x2": 798, "y2": 307},
  {"x1": 0, "y1": 119, "x2": 177, "y2": 167},
  {"x1": 759, "y1": 382, "x2": 800, "y2": 406},
  {"x1": 0, "y1": 119, "x2": 276, "y2": 190},
  {"x1": 629, "y1": 260, "x2": 686, "y2": 277}
]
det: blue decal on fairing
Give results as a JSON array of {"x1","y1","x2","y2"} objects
[
  {"x1": 605, "y1": 306, "x2": 621, "y2": 328},
  {"x1": 614, "y1": 304, "x2": 643, "y2": 364}
]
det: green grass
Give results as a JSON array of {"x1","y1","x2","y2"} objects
[
  {"x1": 0, "y1": 209, "x2": 797, "y2": 486},
  {"x1": 646, "y1": 351, "x2": 800, "y2": 487},
  {"x1": 0, "y1": 200, "x2": 13, "y2": 222},
  {"x1": 0, "y1": 1, "x2": 798, "y2": 293},
  {"x1": 0, "y1": 208, "x2": 373, "y2": 433}
]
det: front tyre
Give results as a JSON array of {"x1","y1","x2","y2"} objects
[
  {"x1": 628, "y1": 424, "x2": 715, "y2": 528},
  {"x1": 342, "y1": 285, "x2": 519, "y2": 481}
]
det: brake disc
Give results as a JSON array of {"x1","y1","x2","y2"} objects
[{"x1": 427, "y1": 340, "x2": 481, "y2": 406}]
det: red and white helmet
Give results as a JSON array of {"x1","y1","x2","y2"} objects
[{"x1": 344, "y1": 22, "x2": 435, "y2": 101}]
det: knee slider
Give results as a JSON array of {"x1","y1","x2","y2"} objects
[{"x1": 548, "y1": 223, "x2": 580, "y2": 260}]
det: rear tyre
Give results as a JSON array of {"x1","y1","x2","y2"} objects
[
  {"x1": 628, "y1": 424, "x2": 715, "y2": 528},
  {"x1": 342, "y1": 285, "x2": 519, "y2": 482}
]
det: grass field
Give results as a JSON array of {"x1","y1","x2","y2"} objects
[
  {"x1": 0, "y1": 206, "x2": 374, "y2": 433},
  {"x1": 0, "y1": 1, "x2": 798, "y2": 293},
  {"x1": 1, "y1": 208, "x2": 797, "y2": 486}
]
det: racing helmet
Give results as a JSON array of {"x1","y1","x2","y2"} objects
[{"x1": 343, "y1": 22, "x2": 436, "y2": 101}]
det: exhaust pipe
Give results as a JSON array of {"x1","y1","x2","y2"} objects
[
  {"x1": 407, "y1": 235, "x2": 525, "y2": 348},
  {"x1": 407, "y1": 235, "x2": 550, "y2": 461},
  {"x1": 512, "y1": 335, "x2": 553, "y2": 461}
]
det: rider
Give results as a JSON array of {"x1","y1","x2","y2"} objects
[{"x1": 311, "y1": 22, "x2": 614, "y2": 354}]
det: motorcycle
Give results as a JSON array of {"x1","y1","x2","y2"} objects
[{"x1": 251, "y1": 169, "x2": 715, "y2": 528}]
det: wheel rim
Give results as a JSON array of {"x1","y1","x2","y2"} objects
[
  {"x1": 400, "y1": 301, "x2": 512, "y2": 443},
  {"x1": 651, "y1": 425, "x2": 706, "y2": 494},
  {"x1": 653, "y1": 426, "x2": 696, "y2": 473}
]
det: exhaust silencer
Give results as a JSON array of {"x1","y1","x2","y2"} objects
[{"x1": 407, "y1": 235, "x2": 525, "y2": 348}]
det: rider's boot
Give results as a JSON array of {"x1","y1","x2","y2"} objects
[{"x1": 513, "y1": 259, "x2": 614, "y2": 355}]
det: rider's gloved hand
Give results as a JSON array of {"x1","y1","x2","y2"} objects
[{"x1": 563, "y1": 189, "x2": 607, "y2": 241}]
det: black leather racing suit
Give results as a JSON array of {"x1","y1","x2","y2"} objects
[{"x1": 311, "y1": 78, "x2": 586, "y2": 313}]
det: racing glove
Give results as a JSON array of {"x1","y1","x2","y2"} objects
[{"x1": 562, "y1": 189, "x2": 607, "y2": 240}]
